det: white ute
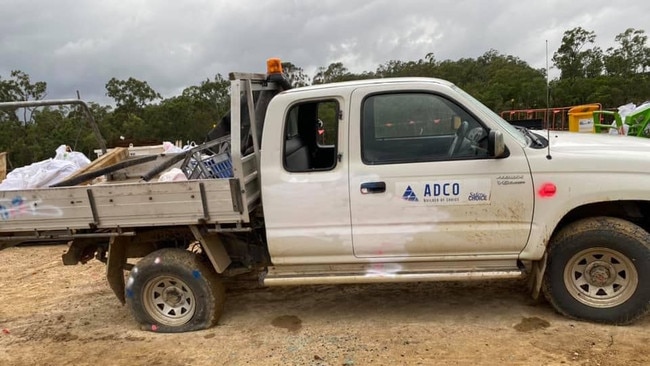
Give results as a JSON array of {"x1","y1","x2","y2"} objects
[{"x1": 1, "y1": 59, "x2": 649, "y2": 332}]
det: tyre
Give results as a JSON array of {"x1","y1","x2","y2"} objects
[
  {"x1": 543, "y1": 217, "x2": 650, "y2": 324},
  {"x1": 125, "y1": 248, "x2": 225, "y2": 332}
]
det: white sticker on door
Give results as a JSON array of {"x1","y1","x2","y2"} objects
[{"x1": 397, "y1": 179, "x2": 492, "y2": 205}]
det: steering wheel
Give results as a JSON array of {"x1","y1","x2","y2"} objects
[
  {"x1": 448, "y1": 121, "x2": 469, "y2": 157},
  {"x1": 467, "y1": 127, "x2": 488, "y2": 152},
  {"x1": 467, "y1": 127, "x2": 487, "y2": 144}
]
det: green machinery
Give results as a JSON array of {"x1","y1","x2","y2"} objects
[{"x1": 593, "y1": 104, "x2": 650, "y2": 136}]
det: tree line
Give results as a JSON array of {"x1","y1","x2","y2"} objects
[{"x1": 1, "y1": 26, "x2": 649, "y2": 169}]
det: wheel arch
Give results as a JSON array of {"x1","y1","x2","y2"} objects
[{"x1": 551, "y1": 200, "x2": 650, "y2": 240}]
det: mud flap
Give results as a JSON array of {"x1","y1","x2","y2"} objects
[
  {"x1": 106, "y1": 235, "x2": 131, "y2": 305},
  {"x1": 527, "y1": 252, "x2": 548, "y2": 301},
  {"x1": 189, "y1": 225, "x2": 231, "y2": 273}
]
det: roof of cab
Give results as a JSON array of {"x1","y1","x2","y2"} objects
[{"x1": 280, "y1": 77, "x2": 455, "y2": 94}]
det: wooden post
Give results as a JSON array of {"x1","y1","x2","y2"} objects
[{"x1": 0, "y1": 152, "x2": 6, "y2": 181}]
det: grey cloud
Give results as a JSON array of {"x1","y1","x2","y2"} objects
[{"x1": 1, "y1": 0, "x2": 649, "y2": 104}]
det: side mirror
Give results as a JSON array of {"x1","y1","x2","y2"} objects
[{"x1": 488, "y1": 130, "x2": 506, "y2": 158}]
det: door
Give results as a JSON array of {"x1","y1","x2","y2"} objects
[
  {"x1": 261, "y1": 95, "x2": 353, "y2": 265},
  {"x1": 348, "y1": 85, "x2": 534, "y2": 259}
]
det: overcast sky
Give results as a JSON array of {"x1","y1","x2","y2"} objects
[{"x1": 1, "y1": 0, "x2": 649, "y2": 105}]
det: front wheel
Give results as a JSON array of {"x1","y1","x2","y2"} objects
[
  {"x1": 543, "y1": 217, "x2": 650, "y2": 324},
  {"x1": 125, "y1": 248, "x2": 225, "y2": 332}
]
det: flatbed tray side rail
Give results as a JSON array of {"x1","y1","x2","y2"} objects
[{"x1": 0, "y1": 179, "x2": 242, "y2": 233}]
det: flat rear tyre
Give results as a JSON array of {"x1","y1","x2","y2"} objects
[{"x1": 125, "y1": 248, "x2": 225, "y2": 332}]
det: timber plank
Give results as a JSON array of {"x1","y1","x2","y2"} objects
[{"x1": 65, "y1": 148, "x2": 128, "y2": 186}]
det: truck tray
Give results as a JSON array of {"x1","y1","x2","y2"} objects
[{"x1": 0, "y1": 179, "x2": 243, "y2": 233}]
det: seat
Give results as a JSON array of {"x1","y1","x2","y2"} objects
[{"x1": 284, "y1": 137, "x2": 311, "y2": 171}]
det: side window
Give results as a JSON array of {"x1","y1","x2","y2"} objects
[
  {"x1": 283, "y1": 100, "x2": 339, "y2": 172},
  {"x1": 361, "y1": 93, "x2": 489, "y2": 164}
]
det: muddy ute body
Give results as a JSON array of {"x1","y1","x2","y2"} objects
[{"x1": 2, "y1": 61, "x2": 649, "y2": 331}]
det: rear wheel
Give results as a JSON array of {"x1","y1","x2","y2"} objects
[
  {"x1": 543, "y1": 217, "x2": 650, "y2": 324},
  {"x1": 125, "y1": 248, "x2": 225, "y2": 332}
]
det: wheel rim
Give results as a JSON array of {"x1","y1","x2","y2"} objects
[
  {"x1": 563, "y1": 247, "x2": 638, "y2": 308},
  {"x1": 142, "y1": 276, "x2": 196, "y2": 326}
]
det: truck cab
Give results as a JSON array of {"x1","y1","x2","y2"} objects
[
  {"x1": 255, "y1": 75, "x2": 650, "y2": 329},
  {"x1": 261, "y1": 78, "x2": 533, "y2": 269}
]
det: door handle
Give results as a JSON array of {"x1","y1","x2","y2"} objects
[{"x1": 360, "y1": 181, "x2": 386, "y2": 194}]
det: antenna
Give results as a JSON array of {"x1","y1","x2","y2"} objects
[{"x1": 545, "y1": 39, "x2": 552, "y2": 160}]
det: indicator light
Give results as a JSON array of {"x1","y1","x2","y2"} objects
[{"x1": 538, "y1": 183, "x2": 557, "y2": 198}]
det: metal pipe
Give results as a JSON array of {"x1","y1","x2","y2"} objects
[{"x1": 0, "y1": 99, "x2": 107, "y2": 153}]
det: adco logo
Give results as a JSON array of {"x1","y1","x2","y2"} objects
[{"x1": 402, "y1": 186, "x2": 419, "y2": 202}]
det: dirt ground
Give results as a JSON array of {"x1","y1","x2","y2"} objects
[{"x1": 1, "y1": 245, "x2": 648, "y2": 366}]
